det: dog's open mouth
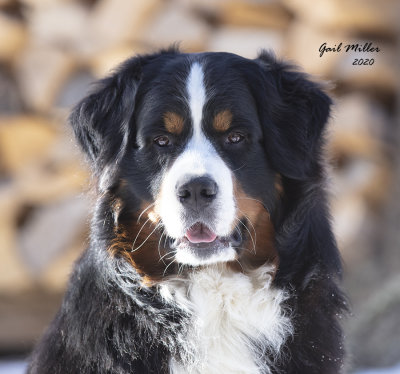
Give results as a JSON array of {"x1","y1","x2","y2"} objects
[
  {"x1": 185, "y1": 222, "x2": 217, "y2": 244},
  {"x1": 171, "y1": 222, "x2": 242, "y2": 265}
]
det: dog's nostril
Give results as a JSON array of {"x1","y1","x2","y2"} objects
[
  {"x1": 177, "y1": 188, "x2": 191, "y2": 200},
  {"x1": 200, "y1": 186, "x2": 217, "y2": 199}
]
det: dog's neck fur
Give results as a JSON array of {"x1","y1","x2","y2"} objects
[{"x1": 159, "y1": 264, "x2": 293, "y2": 374}]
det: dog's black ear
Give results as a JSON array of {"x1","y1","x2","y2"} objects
[
  {"x1": 69, "y1": 57, "x2": 143, "y2": 177},
  {"x1": 254, "y1": 51, "x2": 332, "y2": 180}
]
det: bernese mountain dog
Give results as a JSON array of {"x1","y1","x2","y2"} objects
[{"x1": 28, "y1": 48, "x2": 347, "y2": 374}]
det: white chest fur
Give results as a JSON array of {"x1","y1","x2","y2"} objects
[{"x1": 160, "y1": 265, "x2": 293, "y2": 374}]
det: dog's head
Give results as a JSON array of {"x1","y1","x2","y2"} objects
[{"x1": 70, "y1": 48, "x2": 332, "y2": 283}]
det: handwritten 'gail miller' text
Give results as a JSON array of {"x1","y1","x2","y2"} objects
[{"x1": 319, "y1": 42, "x2": 380, "y2": 58}]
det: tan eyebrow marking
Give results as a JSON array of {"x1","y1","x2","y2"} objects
[
  {"x1": 213, "y1": 110, "x2": 233, "y2": 132},
  {"x1": 163, "y1": 112, "x2": 184, "y2": 134}
]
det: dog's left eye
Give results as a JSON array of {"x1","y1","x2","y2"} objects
[
  {"x1": 226, "y1": 132, "x2": 244, "y2": 144},
  {"x1": 154, "y1": 135, "x2": 170, "y2": 147}
]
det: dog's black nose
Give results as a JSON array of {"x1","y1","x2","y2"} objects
[{"x1": 176, "y1": 176, "x2": 218, "y2": 210}]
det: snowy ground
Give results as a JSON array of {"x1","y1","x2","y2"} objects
[
  {"x1": 0, "y1": 360, "x2": 399, "y2": 373},
  {"x1": 0, "y1": 361, "x2": 27, "y2": 374},
  {"x1": 354, "y1": 364, "x2": 400, "y2": 374}
]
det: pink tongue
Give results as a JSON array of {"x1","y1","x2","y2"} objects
[{"x1": 186, "y1": 223, "x2": 217, "y2": 244}]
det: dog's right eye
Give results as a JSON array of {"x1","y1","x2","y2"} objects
[
  {"x1": 226, "y1": 132, "x2": 245, "y2": 144},
  {"x1": 154, "y1": 135, "x2": 170, "y2": 147}
]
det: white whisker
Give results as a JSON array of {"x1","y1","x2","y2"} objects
[
  {"x1": 235, "y1": 216, "x2": 256, "y2": 254},
  {"x1": 232, "y1": 163, "x2": 246, "y2": 172},
  {"x1": 163, "y1": 258, "x2": 176, "y2": 277},
  {"x1": 132, "y1": 217, "x2": 151, "y2": 249},
  {"x1": 235, "y1": 258, "x2": 245, "y2": 272},
  {"x1": 131, "y1": 222, "x2": 161, "y2": 253},
  {"x1": 158, "y1": 229, "x2": 167, "y2": 264},
  {"x1": 137, "y1": 202, "x2": 156, "y2": 223}
]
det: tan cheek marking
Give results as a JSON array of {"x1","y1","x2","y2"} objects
[
  {"x1": 108, "y1": 201, "x2": 173, "y2": 287},
  {"x1": 164, "y1": 112, "x2": 184, "y2": 134},
  {"x1": 213, "y1": 110, "x2": 233, "y2": 132},
  {"x1": 232, "y1": 181, "x2": 278, "y2": 271}
]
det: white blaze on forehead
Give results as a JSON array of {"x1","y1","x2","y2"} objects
[
  {"x1": 187, "y1": 62, "x2": 206, "y2": 136},
  {"x1": 156, "y1": 61, "x2": 236, "y2": 259}
]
